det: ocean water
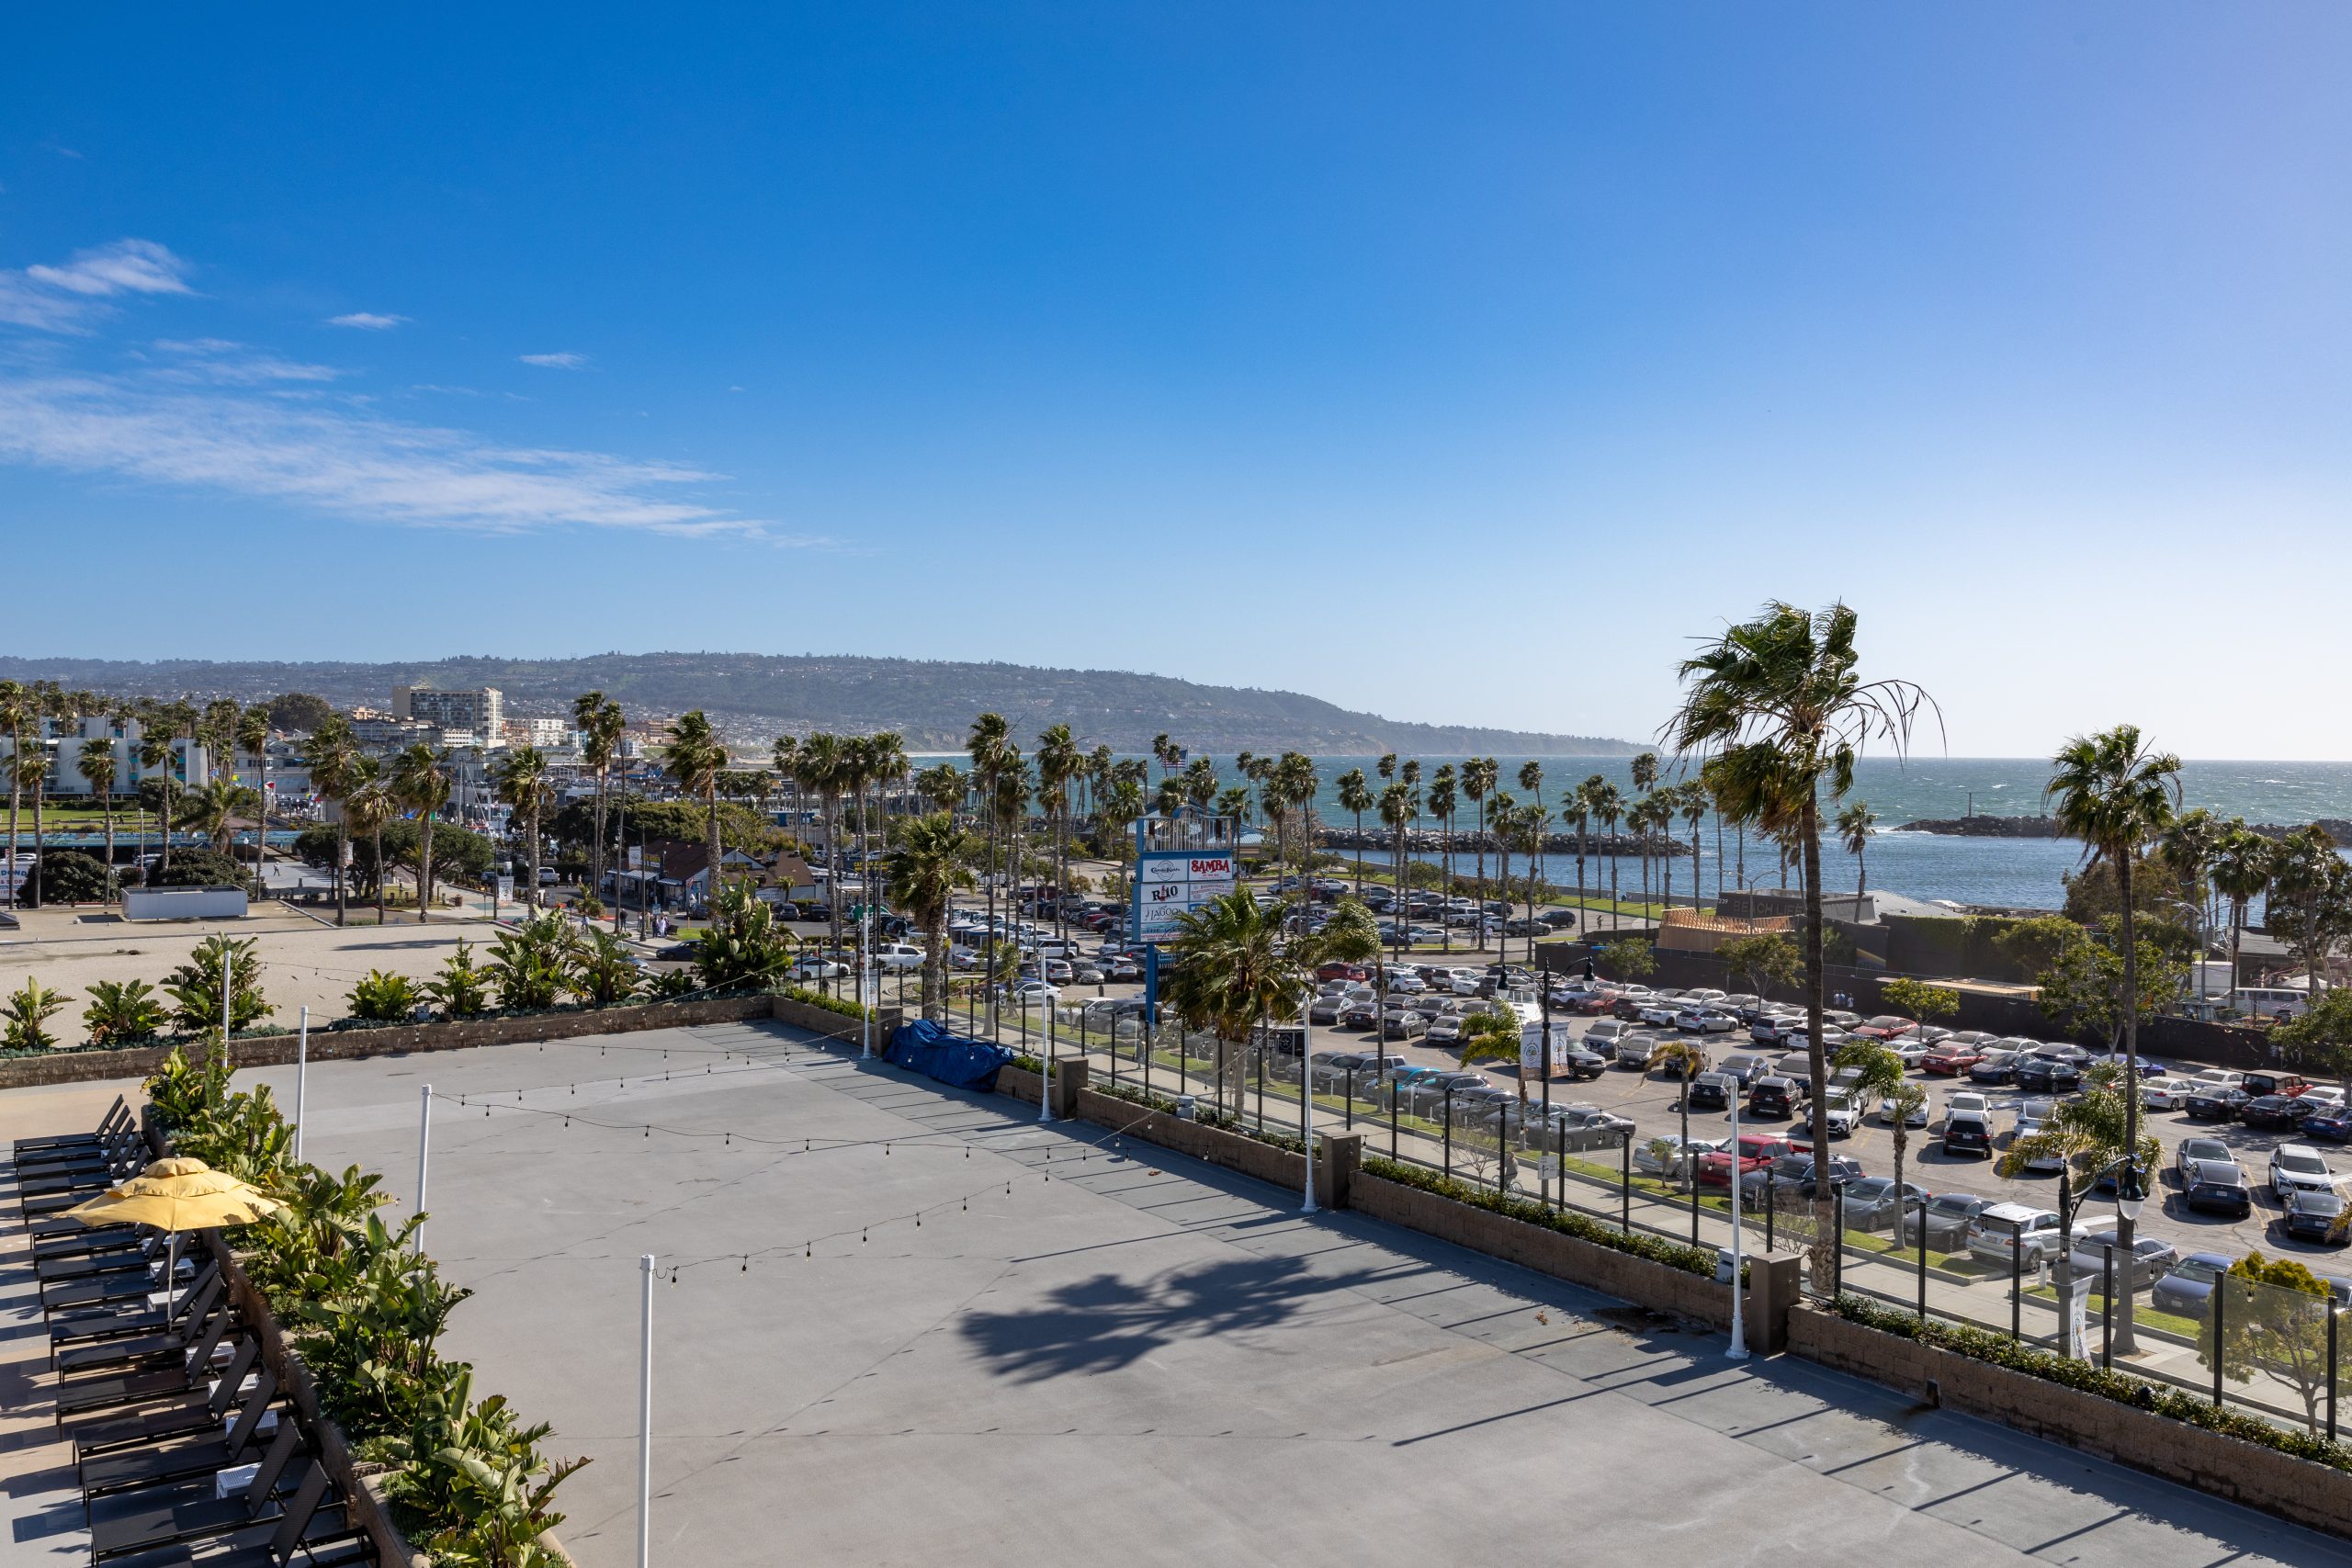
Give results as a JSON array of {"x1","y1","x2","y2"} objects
[{"x1": 1266, "y1": 756, "x2": 2352, "y2": 912}]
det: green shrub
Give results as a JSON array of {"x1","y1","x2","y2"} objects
[
  {"x1": 1830, "y1": 1293, "x2": 2352, "y2": 1471},
  {"x1": 425, "y1": 942, "x2": 494, "y2": 1019},
  {"x1": 162, "y1": 934, "x2": 272, "y2": 1035},
  {"x1": 84, "y1": 979, "x2": 169, "y2": 1047},
  {"x1": 2, "y1": 978, "x2": 69, "y2": 1052},
  {"x1": 569, "y1": 930, "x2": 644, "y2": 1008},
  {"x1": 1363, "y1": 1156, "x2": 1720, "y2": 1277},
  {"x1": 14, "y1": 849, "x2": 111, "y2": 906},
  {"x1": 348, "y1": 970, "x2": 423, "y2": 1023}
]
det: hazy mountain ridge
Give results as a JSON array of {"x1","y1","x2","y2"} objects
[{"x1": 0, "y1": 653, "x2": 1638, "y2": 755}]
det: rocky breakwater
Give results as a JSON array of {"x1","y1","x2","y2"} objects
[{"x1": 1897, "y1": 815, "x2": 2061, "y2": 838}]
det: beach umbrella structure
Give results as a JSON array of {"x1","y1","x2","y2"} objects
[{"x1": 63, "y1": 1156, "x2": 284, "y2": 1311}]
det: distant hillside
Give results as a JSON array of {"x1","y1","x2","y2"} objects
[{"x1": 0, "y1": 653, "x2": 1638, "y2": 756}]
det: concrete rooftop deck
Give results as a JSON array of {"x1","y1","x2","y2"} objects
[{"x1": 8, "y1": 1021, "x2": 2351, "y2": 1568}]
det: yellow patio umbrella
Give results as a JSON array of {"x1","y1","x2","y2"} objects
[{"x1": 63, "y1": 1157, "x2": 284, "y2": 1310}]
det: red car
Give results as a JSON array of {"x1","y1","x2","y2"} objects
[
  {"x1": 1921, "y1": 1045, "x2": 1984, "y2": 1075},
  {"x1": 1696, "y1": 1134, "x2": 1790, "y2": 1188},
  {"x1": 1851, "y1": 1015, "x2": 1917, "y2": 1042},
  {"x1": 1316, "y1": 962, "x2": 1369, "y2": 982}
]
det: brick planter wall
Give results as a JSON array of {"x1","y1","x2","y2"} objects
[
  {"x1": 1787, "y1": 1304, "x2": 2352, "y2": 1540},
  {"x1": 1350, "y1": 1173, "x2": 1736, "y2": 1329}
]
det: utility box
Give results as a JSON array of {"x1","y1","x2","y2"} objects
[{"x1": 122, "y1": 886, "x2": 249, "y2": 921}]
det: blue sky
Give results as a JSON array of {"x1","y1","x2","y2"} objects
[{"x1": 4, "y1": 6, "x2": 2347, "y2": 757}]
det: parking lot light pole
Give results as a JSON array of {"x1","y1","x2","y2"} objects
[
  {"x1": 1619, "y1": 1128, "x2": 1632, "y2": 1233},
  {"x1": 1442, "y1": 1083, "x2": 1455, "y2": 1181},
  {"x1": 1916, "y1": 1195, "x2": 1929, "y2": 1321},
  {"x1": 1301, "y1": 1004, "x2": 1317, "y2": 1214}
]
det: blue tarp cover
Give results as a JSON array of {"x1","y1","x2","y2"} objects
[{"x1": 885, "y1": 1019, "x2": 1013, "y2": 1091}]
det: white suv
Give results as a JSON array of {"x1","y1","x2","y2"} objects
[
  {"x1": 2270, "y1": 1145, "x2": 2335, "y2": 1201},
  {"x1": 1966, "y1": 1203, "x2": 2064, "y2": 1266}
]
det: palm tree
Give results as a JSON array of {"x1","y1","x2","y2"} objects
[
  {"x1": 992, "y1": 756, "x2": 1033, "y2": 994},
  {"x1": 886, "y1": 811, "x2": 976, "y2": 1022},
  {"x1": 1668, "y1": 601, "x2": 1932, "y2": 1287},
  {"x1": 1510, "y1": 803, "x2": 1551, "y2": 961},
  {"x1": 966, "y1": 715, "x2": 1012, "y2": 1000},
  {"x1": 916, "y1": 762, "x2": 967, "y2": 817},
  {"x1": 12, "y1": 753, "x2": 48, "y2": 906},
  {"x1": 1571, "y1": 777, "x2": 1599, "y2": 931},
  {"x1": 662, "y1": 711, "x2": 729, "y2": 919},
  {"x1": 1336, "y1": 768, "x2": 1373, "y2": 898},
  {"x1": 1837, "y1": 800, "x2": 1878, "y2": 909},
  {"x1": 2161, "y1": 808, "x2": 2222, "y2": 952},
  {"x1": 1631, "y1": 751, "x2": 1659, "y2": 909},
  {"x1": 1100, "y1": 776, "x2": 1145, "y2": 923},
  {"x1": 1037, "y1": 724, "x2": 1080, "y2": 940},
  {"x1": 492, "y1": 747, "x2": 554, "y2": 911},
  {"x1": 1272, "y1": 751, "x2": 1317, "y2": 892},
  {"x1": 1151, "y1": 733, "x2": 1177, "y2": 778},
  {"x1": 1428, "y1": 766, "x2": 1457, "y2": 953},
  {"x1": 237, "y1": 705, "x2": 271, "y2": 875},
  {"x1": 1378, "y1": 781, "x2": 1414, "y2": 957},
  {"x1": 77, "y1": 736, "x2": 118, "y2": 901},
  {"x1": 2046, "y1": 724, "x2": 2179, "y2": 1349},
  {"x1": 1159, "y1": 886, "x2": 1310, "y2": 1115},
  {"x1": 390, "y1": 744, "x2": 453, "y2": 923},
  {"x1": 1679, "y1": 783, "x2": 1709, "y2": 916},
  {"x1": 345, "y1": 764, "x2": 393, "y2": 924},
  {"x1": 577, "y1": 692, "x2": 625, "y2": 898},
  {"x1": 2000, "y1": 1066, "x2": 2158, "y2": 1344},
  {"x1": 302, "y1": 716, "x2": 359, "y2": 926},
  {"x1": 0, "y1": 679, "x2": 28, "y2": 910},
  {"x1": 1517, "y1": 761, "x2": 1546, "y2": 910},
  {"x1": 1836, "y1": 1041, "x2": 1923, "y2": 1212},
  {"x1": 181, "y1": 777, "x2": 257, "y2": 856},
  {"x1": 1646, "y1": 1036, "x2": 1711, "y2": 1181},
  {"x1": 1461, "y1": 758, "x2": 1493, "y2": 923},
  {"x1": 2211, "y1": 825, "x2": 2277, "y2": 1012},
  {"x1": 1589, "y1": 781, "x2": 1623, "y2": 920},
  {"x1": 2268, "y1": 828, "x2": 2346, "y2": 1003}
]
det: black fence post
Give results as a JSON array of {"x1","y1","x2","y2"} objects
[
  {"x1": 1766, "y1": 1187, "x2": 1774, "y2": 1255},
  {"x1": 1442, "y1": 1084, "x2": 1455, "y2": 1183},
  {"x1": 1390, "y1": 1085, "x2": 1399, "y2": 1162},
  {"x1": 1345, "y1": 1066, "x2": 1355, "y2": 1131},
  {"x1": 2102, "y1": 1246, "x2": 2115, "y2": 1371},
  {"x1": 2330, "y1": 1307, "x2": 2339, "y2": 1444},
  {"x1": 1255, "y1": 1047, "x2": 1265, "y2": 1133},
  {"x1": 1834, "y1": 1186, "x2": 1847, "y2": 1299},
  {"x1": 2213, "y1": 1282, "x2": 2226, "y2": 1407},
  {"x1": 1142, "y1": 1015, "x2": 1151, "y2": 1100},
  {"x1": 2010, "y1": 1222, "x2": 2023, "y2": 1342},
  {"x1": 1916, "y1": 1198, "x2": 1928, "y2": 1322},
  {"x1": 1690, "y1": 1158, "x2": 1701, "y2": 1247},
  {"x1": 1619, "y1": 1129, "x2": 1632, "y2": 1233}
]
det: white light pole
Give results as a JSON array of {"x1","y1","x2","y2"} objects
[
  {"x1": 638, "y1": 1252, "x2": 655, "y2": 1568},
  {"x1": 1726, "y1": 1088, "x2": 1748, "y2": 1360},
  {"x1": 292, "y1": 1007, "x2": 309, "y2": 1164},
  {"x1": 1300, "y1": 1003, "x2": 1317, "y2": 1213},
  {"x1": 861, "y1": 900, "x2": 873, "y2": 1059},
  {"x1": 414, "y1": 1085, "x2": 432, "y2": 1255}
]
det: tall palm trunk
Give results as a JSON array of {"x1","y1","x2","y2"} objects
[
  {"x1": 1351, "y1": 807, "x2": 1365, "y2": 899},
  {"x1": 417, "y1": 811, "x2": 435, "y2": 923},
  {"x1": 1440, "y1": 815, "x2": 1452, "y2": 954},
  {"x1": 528, "y1": 800, "x2": 545, "y2": 909},
  {"x1": 1800, "y1": 801, "x2": 1834, "y2": 1284},
  {"x1": 591, "y1": 766, "x2": 608, "y2": 907},
  {"x1": 2115, "y1": 854, "x2": 2143, "y2": 1353},
  {"x1": 4, "y1": 720, "x2": 17, "y2": 911},
  {"x1": 373, "y1": 824, "x2": 387, "y2": 925},
  {"x1": 334, "y1": 818, "x2": 348, "y2": 926},
  {"x1": 102, "y1": 793, "x2": 116, "y2": 902},
  {"x1": 707, "y1": 784, "x2": 723, "y2": 918},
  {"x1": 1575, "y1": 815, "x2": 1587, "y2": 932},
  {"x1": 30, "y1": 777, "x2": 45, "y2": 907}
]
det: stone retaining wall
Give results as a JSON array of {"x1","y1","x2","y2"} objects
[
  {"x1": 0, "y1": 993, "x2": 891, "y2": 1090},
  {"x1": 1786, "y1": 1304, "x2": 2352, "y2": 1540},
  {"x1": 1070, "y1": 1088, "x2": 1308, "y2": 1190}
]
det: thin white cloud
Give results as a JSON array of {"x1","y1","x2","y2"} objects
[
  {"x1": 328, "y1": 311, "x2": 407, "y2": 331},
  {"x1": 0, "y1": 239, "x2": 193, "y2": 332},
  {"x1": 520, "y1": 352, "x2": 589, "y2": 369},
  {"x1": 0, "y1": 367, "x2": 801, "y2": 542},
  {"x1": 150, "y1": 338, "x2": 342, "y2": 385}
]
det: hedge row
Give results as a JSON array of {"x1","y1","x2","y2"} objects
[{"x1": 1831, "y1": 1292, "x2": 2352, "y2": 1471}]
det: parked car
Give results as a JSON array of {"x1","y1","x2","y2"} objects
[
  {"x1": 2175, "y1": 1136, "x2": 2234, "y2": 1179},
  {"x1": 1634, "y1": 1134, "x2": 1717, "y2": 1179},
  {"x1": 1942, "y1": 1110, "x2": 1995, "y2": 1157},
  {"x1": 2183, "y1": 1087, "x2": 2252, "y2": 1122},
  {"x1": 2284, "y1": 1189, "x2": 2349, "y2": 1245},
  {"x1": 1967, "y1": 1050, "x2": 2022, "y2": 1085},
  {"x1": 1922, "y1": 1043, "x2": 1987, "y2": 1076},
  {"x1": 788, "y1": 956, "x2": 847, "y2": 980},
  {"x1": 1748, "y1": 1013, "x2": 1805, "y2": 1045},
  {"x1": 1880, "y1": 1092, "x2": 1930, "y2": 1129},
  {"x1": 2268, "y1": 1145, "x2": 2336, "y2": 1201},
  {"x1": 1901, "y1": 1192, "x2": 1992, "y2": 1249},
  {"x1": 1965, "y1": 1203, "x2": 2064, "y2": 1267},
  {"x1": 1339, "y1": 1000, "x2": 1383, "y2": 1030},
  {"x1": 1316, "y1": 961, "x2": 1369, "y2": 981},
  {"x1": 1815, "y1": 1090, "x2": 1863, "y2": 1138},
  {"x1": 1685, "y1": 1073, "x2": 1734, "y2": 1111},
  {"x1": 2245, "y1": 1095, "x2": 2321, "y2": 1132},
  {"x1": 1696, "y1": 1134, "x2": 1790, "y2": 1188},
  {"x1": 2244, "y1": 1072, "x2": 2315, "y2": 1100},
  {"x1": 1741, "y1": 1154, "x2": 1865, "y2": 1206},
  {"x1": 1843, "y1": 1177, "x2": 1929, "y2": 1232},
  {"x1": 1585, "y1": 1020, "x2": 1635, "y2": 1055},
  {"x1": 1676, "y1": 1007, "x2": 1740, "y2": 1034},
  {"x1": 1381, "y1": 1010, "x2": 1429, "y2": 1040},
  {"x1": 2069, "y1": 1231, "x2": 2179, "y2": 1289},
  {"x1": 2182, "y1": 1161, "x2": 2254, "y2": 1216},
  {"x1": 1716, "y1": 1052, "x2": 1771, "y2": 1087},
  {"x1": 1851, "y1": 1015, "x2": 1917, "y2": 1041},
  {"x1": 2306, "y1": 1110, "x2": 2352, "y2": 1144},
  {"x1": 869, "y1": 942, "x2": 926, "y2": 973},
  {"x1": 1747, "y1": 1076, "x2": 1796, "y2": 1119},
  {"x1": 1614, "y1": 1033, "x2": 1659, "y2": 1067},
  {"x1": 1010, "y1": 979, "x2": 1061, "y2": 1001},
  {"x1": 2013, "y1": 1056, "x2": 2082, "y2": 1094},
  {"x1": 2151, "y1": 1253, "x2": 2237, "y2": 1316}
]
